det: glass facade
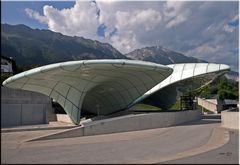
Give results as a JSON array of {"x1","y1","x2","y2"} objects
[
  {"x1": 2, "y1": 60, "x2": 230, "y2": 124},
  {"x1": 3, "y1": 59, "x2": 172, "y2": 124},
  {"x1": 131, "y1": 63, "x2": 230, "y2": 109}
]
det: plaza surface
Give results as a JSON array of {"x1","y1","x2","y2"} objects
[{"x1": 1, "y1": 114, "x2": 239, "y2": 164}]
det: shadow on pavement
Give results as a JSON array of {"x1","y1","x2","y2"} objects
[
  {"x1": 158, "y1": 129, "x2": 239, "y2": 164},
  {"x1": 177, "y1": 114, "x2": 221, "y2": 126}
]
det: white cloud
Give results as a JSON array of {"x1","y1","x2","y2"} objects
[
  {"x1": 111, "y1": 34, "x2": 138, "y2": 54},
  {"x1": 230, "y1": 14, "x2": 239, "y2": 23},
  {"x1": 165, "y1": 11, "x2": 189, "y2": 28},
  {"x1": 110, "y1": 9, "x2": 162, "y2": 53},
  {"x1": 115, "y1": 9, "x2": 161, "y2": 31},
  {"x1": 26, "y1": 1, "x2": 101, "y2": 40},
  {"x1": 223, "y1": 14, "x2": 238, "y2": 33},
  {"x1": 186, "y1": 44, "x2": 222, "y2": 60},
  {"x1": 163, "y1": 1, "x2": 190, "y2": 28},
  {"x1": 224, "y1": 24, "x2": 235, "y2": 33},
  {"x1": 25, "y1": 0, "x2": 239, "y2": 71},
  {"x1": 25, "y1": 8, "x2": 48, "y2": 24}
]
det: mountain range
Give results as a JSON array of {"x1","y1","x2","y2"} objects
[
  {"x1": 125, "y1": 46, "x2": 205, "y2": 64},
  {"x1": 1, "y1": 24, "x2": 205, "y2": 66},
  {"x1": 1, "y1": 23, "x2": 238, "y2": 81},
  {"x1": 1, "y1": 24, "x2": 126, "y2": 67}
]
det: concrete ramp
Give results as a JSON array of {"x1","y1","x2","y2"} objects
[{"x1": 27, "y1": 110, "x2": 202, "y2": 141}]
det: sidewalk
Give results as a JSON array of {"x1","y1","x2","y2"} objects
[{"x1": 1, "y1": 121, "x2": 77, "y2": 133}]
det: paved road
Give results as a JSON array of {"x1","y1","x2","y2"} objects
[
  {"x1": 1, "y1": 114, "x2": 238, "y2": 164},
  {"x1": 159, "y1": 129, "x2": 239, "y2": 164}
]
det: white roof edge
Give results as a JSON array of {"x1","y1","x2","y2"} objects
[{"x1": 2, "y1": 59, "x2": 173, "y2": 86}]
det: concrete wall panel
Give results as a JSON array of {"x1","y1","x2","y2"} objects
[
  {"x1": 1, "y1": 104, "x2": 22, "y2": 127},
  {"x1": 21, "y1": 104, "x2": 46, "y2": 125},
  {"x1": 1, "y1": 87, "x2": 52, "y2": 127},
  {"x1": 221, "y1": 110, "x2": 239, "y2": 130}
]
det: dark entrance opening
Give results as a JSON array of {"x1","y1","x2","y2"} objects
[
  {"x1": 52, "y1": 101, "x2": 66, "y2": 114},
  {"x1": 180, "y1": 95, "x2": 195, "y2": 110}
]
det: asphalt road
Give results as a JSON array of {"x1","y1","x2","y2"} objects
[
  {"x1": 1, "y1": 114, "x2": 239, "y2": 164},
  {"x1": 159, "y1": 129, "x2": 239, "y2": 164}
]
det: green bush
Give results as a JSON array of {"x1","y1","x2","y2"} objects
[
  {"x1": 1, "y1": 73, "x2": 13, "y2": 85},
  {"x1": 188, "y1": 76, "x2": 238, "y2": 100},
  {"x1": 218, "y1": 90, "x2": 238, "y2": 100}
]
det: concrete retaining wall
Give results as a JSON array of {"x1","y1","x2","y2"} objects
[
  {"x1": 1, "y1": 87, "x2": 53, "y2": 127},
  {"x1": 30, "y1": 110, "x2": 202, "y2": 141},
  {"x1": 56, "y1": 114, "x2": 72, "y2": 123},
  {"x1": 221, "y1": 110, "x2": 239, "y2": 130},
  {"x1": 198, "y1": 98, "x2": 219, "y2": 113},
  {"x1": 82, "y1": 110, "x2": 202, "y2": 136}
]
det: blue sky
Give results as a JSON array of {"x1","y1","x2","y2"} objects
[
  {"x1": 1, "y1": 1, "x2": 75, "y2": 29},
  {"x1": 1, "y1": 1, "x2": 239, "y2": 72}
]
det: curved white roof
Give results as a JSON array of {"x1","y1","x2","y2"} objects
[
  {"x1": 129, "y1": 63, "x2": 230, "y2": 107},
  {"x1": 3, "y1": 59, "x2": 173, "y2": 124}
]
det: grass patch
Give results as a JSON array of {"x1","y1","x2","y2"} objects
[
  {"x1": 197, "y1": 105, "x2": 212, "y2": 113},
  {"x1": 1, "y1": 73, "x2": 13, "y2": 85},
  {"x1": 169, "y1": 100, "x2": 181, "y2": 110},
  {"x1": 133, "y1": 104, "x2": 161, "y2": 110}
]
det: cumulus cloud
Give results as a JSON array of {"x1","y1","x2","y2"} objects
[
  {"x1": 110, "y1": 9, "x2": 162, "y2": 53},
  {"x1": 163, "y1": 1, "x2": 190, "y2": 28},
  {"x1": 26, "y1": 1, "x2": 101, "y2": 39},
  {"x1": 115, "y1": 9, "x2": 161, "y2": 31},
  {"x1": 224, "y1": 24, "x2": 235, "y2": 33},
  {"x1": 185, "y1": 43, "x2": 222, "y2": 61},
  {"x1": 224, "y1": 14, "x2": 239, "y2": 33},
  {"x1": 25, "y1": 0, "x2": 239, "y2": 71},
  {"x1": 25, "y1": 8, "x2": 48, "y2": 24}
]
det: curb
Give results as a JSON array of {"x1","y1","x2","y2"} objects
[{"x1": 1, "y1": 125, "x2": 77, "y2": 133}]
